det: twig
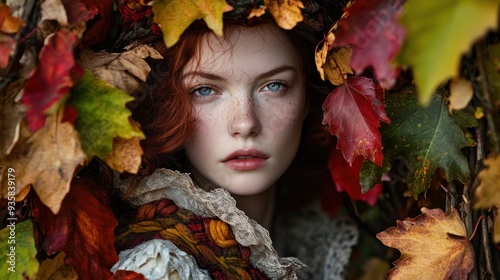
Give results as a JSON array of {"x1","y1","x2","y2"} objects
[{"x1": 481, "y1": 210, "x2": 496, "y2": 278}]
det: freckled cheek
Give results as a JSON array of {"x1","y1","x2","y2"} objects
[{"x1": 264, "y1": 102, "x2": 303, "y2": 134}]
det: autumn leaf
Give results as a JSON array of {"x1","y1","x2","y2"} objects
[
  {"x1": 323, "y1": 47, "x2": 353, "y2": 86},
  {"x1": 79, "y1": 0, "x2": 114, "y2": 47},
  {"x1": 315, "y1": 32, "x2": 335, "y2": 81},
  {"x1": 360, "y1": 87, "x2": 477, "y2": 197},
  {"x1": 0, "y1": 2, "x2": 25, "y2": 34},
  {"x1": 0, "y1": 219, "x2": 39, "y2": 279},
  {"x1": 474, "y1": 154, "x2": 500, "y2": 242},
  {"x1": 0, "y1": 109, "x2": 86, "y2": 213},
  {"x1": 38, "y1": 252, "x2": 78, "y2": 280},
  {"x1": 20, "y1": 30, "x2": 81, "y2": 132},
  {"x1": 112, "y1": 270, "x2": 147, "y2": 280},
  {"x1": 78, "y1": 45, "x2": 163, "y2": 93},
  {"x1": 32, "y1": 177, "x2": 119, "y2": 280},
  {"x1": 104, "y1": 135, "x2": 143, "y2": 174},
  {"x1": 449, "y1": 78, "x2": 474, "y2": 113},
  {"x1": 396, "y1": 0, "x2": 500, "y2": 105},
  {"x1": 333, "y1": 0, "x2": 404, "y2": 89},
  {"x1": 0, "y1": 80, "x2": 25, "y2": 157},
  {"x1": 377, "y1": 207, "x2": 474, "y2": 279},
  {"x1": 264, "y1": 0, "x2": 304, "y2": 30},
  {"x1": 0, "y1": 35, "x2": 15, "y2": 68},
  {"x1": 152, "y1": 0, "x2": 233, "y2": 48},
  {"x1": 322, "y1": 76, "x2": 390, "y2": 166},
  {"x1": 328, "y1": 147, "x2": 383, "y2": 206},
  {"x1": 66, "y1": 70, "x2": 144, "y2": 163}
]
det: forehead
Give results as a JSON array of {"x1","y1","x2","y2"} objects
[{"x1": 184, "y1": 24, "x2": 301, "y2": 76}]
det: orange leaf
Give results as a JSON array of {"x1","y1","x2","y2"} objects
[
  {"x1": 376, "y1": 208, "x2": 474, "y2": 280},
  {"x1": 0, "y1": 3, "x2": 25, "y2": 34},
  {"x1": 264, "y1": 0, "x2": 304, "y2": 30}
]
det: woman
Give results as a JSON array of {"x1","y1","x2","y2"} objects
[{"x1": 110, "y1": 17, "x2": 358, "y2": 280}]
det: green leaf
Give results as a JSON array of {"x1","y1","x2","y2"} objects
[
  {"x1": 360, "y1": 159, "x2": 389, "y2": 193},
  {"x1": 396, "y1": 0, "x2": 500, "y2": 105},
  {"x1": 67, "y1": 70, "x2": 144, "y2": 159},
  {"x1": 152, "y1": 0, "x2": 232, "y2": 48},
  {"x1": 361, "y1": 87, "x2": 477, "y2": 197},
  {"x1": 0, "y1": 219, "x2": 39, "y2": 279}
]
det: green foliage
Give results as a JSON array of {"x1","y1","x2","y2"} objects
[
  {"x1": 361, "y1": 87, "x2": 478, "y2": 197},
  {"x1": 67, "y1": 70, "x2": 144, "y2": 159},
  {"x1": 0, "y1": 219, "x2": 39, "y2": 279}
]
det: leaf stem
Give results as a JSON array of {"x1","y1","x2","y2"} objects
[{"x1": 468, "y1": 215, "x2": 483, "y2": 242}]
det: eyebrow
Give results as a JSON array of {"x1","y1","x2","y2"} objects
[{"x1": 182, "y1": 65, "x2": 297, "y2": 82}]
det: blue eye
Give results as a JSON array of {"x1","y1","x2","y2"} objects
[
  {"x1": 193, "y1": 87, "x2": 215, "y2": 96},
  {"x1": 264, "y1": 82, "x2": 286, "y2": 92}
]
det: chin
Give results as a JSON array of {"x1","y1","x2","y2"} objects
[{"x1": 219, "y1": 176, "x2": 275, "y2": 196}]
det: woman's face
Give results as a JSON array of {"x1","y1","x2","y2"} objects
[{"x1": 182, "y1": 24, "x2": 307, "y2": 196}]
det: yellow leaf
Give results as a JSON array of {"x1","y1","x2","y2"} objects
[
  {"x1": 264, "y1": 0, "x2": 304, "y2": 30},
  {"x1": 0, "y1": 2, "x2": 25, "y2": 34},
  {"x1": 324, "y1": 47, "x2": 353, "y2": 86},
  {"x1": 474, "y1": 154, "x2": 500, "y2": 242},
  {"x1": 448, "y1": 78, "x2": 474, "y2": 113},
  {"x1": 315, "y1": 32, "x2": 335, "y2": 81},
  {"x1": 37, "y1": 252, "x2": 78, "y2": 280},
  {"x1": 396, "y1": 0, "x2": 500, "y2": 105},
  {"x1": 0, "y1": 108, "x2": 86, "y2": 214},
  {"x1": 247, "y1": 6, "x2": 266, "y2": 19},
  {"x1": 152, "y1": 0, "x2": 233, "y2": 48},
  {"x1": 376, "y1": 207, "x2": 474, "y2": 280}
]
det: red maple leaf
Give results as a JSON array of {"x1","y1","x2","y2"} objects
[
  {"x1": 334, "y1": 0, "x2": 405, "y2": 89},
  {"x1": 322, "y1": 76, "x2": 390, "y2": 166},
  {"x1": 32, "y1": 177, "x2": 119, "y2": 280},
  {"x1": 21, "y1": 30, "x2": 82, "y2": 132},
  {"x1": 328, "y1": 147, "x2": 382, "y2": 206}
]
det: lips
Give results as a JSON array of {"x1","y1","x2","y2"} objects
[{"x1": 222, "y1": 149, "x2": 269, "y2": 171}]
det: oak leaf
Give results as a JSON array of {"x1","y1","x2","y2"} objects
[
  {"x1": 0, "y1": 109, "x2": 86, "y2": 213},
  {"x1": 20, "y1": 30, "x2": 81, "y2": 132},
  {"x1": 32, "y1": 177, "x2": 119, "y2": 280},
  {"x1": 333, "y1": 0, "x2": 404, "y2": 89},
  {"x1": 377, "y1": 207, "x2": 474, "y2": 280},
  {"x1": 449, "y1": 78, "x2": 474, "y2": 113},
  {"x1": 322, "y1": 76, "x2": 390, "y2": 166},
  {"x1": 78, "y1": 45, "x2": 163, "y2": 93},
  {"x1": 0, "y1": 79, "x2": 25, "y2": 157},
  {"x1": 66, "y1": 70, "x2": 144, "y2": 163},
  {"x1": 264, "y1": 0, "x2": 304, "y2": 30},
  {"x1": 0, "y1": 2, "x2": 25, "y2": 33},
  {"x1": 474, "y1": 154, "x2": 500, "y2": 242},
  {"x1": 396, "y1": 0, "x2": 500, "y2": 105},
  {"x1": 0, "y1": 219, "x2": 39, "y2": 278},
  {"x1": 360, "y1": 87, "x2": 477, "y2": 197},
  {"x1": 152, "y1": 0, "x2": 233, "y2": 47}
]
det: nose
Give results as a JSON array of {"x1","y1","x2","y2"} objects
[{"x1": 229, "y1": 96, "x2": 261, "y2": 138}]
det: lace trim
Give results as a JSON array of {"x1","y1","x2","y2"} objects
[{"x1": 114, "y1": 169, "x2": 305, "y2": 279}]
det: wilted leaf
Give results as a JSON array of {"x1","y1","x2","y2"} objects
[
  {"x1": 0, "y1": 2, "x2": 25, "y2": 33},
  {"x1": 37, "y1": 252, "x2": 77, "y2": 280},
  {"x1": 328, "y1": 147, "x2": 383, "y2": 205},
  {"x1": 0, "y1": 35, "x2": 15, "y2": 68},
  {"x1": 264, "y1": 0, "x2": 304, "y2": 30},
  {"x1": 0, "y1": 219, "x2": 39, "y2": 279},
  {"x1": 361, "y1": 87, "x2": 477, "y2": 197},
  {"x1": 152, "y1": 0, "x2": 233, "y2": 47},
  {"x1": 449, "y1": 78, "x2": 474, "y2": 113},
  {"x1": 377, "y1": 207, "x2": 474, "y2": 279},
  {"x1": 0, "y1": 79, "x2": 25, "y2": 157},
  {"x1": 474, "y1": 154, "x2": 500, "y2": 242},
  {"x1": 67, "y1": 70, "x2": 144, "y2": 160},
  {"x1": 0, "y1": 109, "x2": 86, "y2": 213},
  {"x1": 396, "y1": 0, "x2": 500, "y2": 105},
  {"x1": 322, "y1": 76, "x2": 390, "y2": 166},
  {"x1": 78, "y1": 45, "x2": 163, "y2": 93},
  {"x1": 315, "y1": 32, "x2": 335, "y2": 80},
  {"x1": 20, "y1": 30, "x2": 81, "y2": 132},
  {"x1": 104, "y1": 135, "x2": 143, "y2": 174},
  {"x1": 333, "y1": 0, "x2": 404, "y2": 89},
  {"x1": 32, "y1": 177, "x2": 119, "y2": 280},
  {"x1": 323, "y1": 47, "x2": 353, "y2": 86}
]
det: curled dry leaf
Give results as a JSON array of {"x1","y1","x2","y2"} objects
[
  {"x1": 0, "y1": 79, "x2": 25, "y2": 157},
  {"x1": 0, "y1": 109, "x2": 86, "y2": 213},
  {"x1": 449, "y1": 78, "x2": 474, "y2": 113},
  {"x1": 315, "y1": 32, "x2": 335, "y2": 80},
  {"x1": 247, "y1": 6, "x2": 266, "y2": 19},
  {"x1": 323, "y1": 47, "x2": 353, "y2": 86},
  {"x1": 474, "y1": 154, "x2": 500, "y2": 242},
  {"x1": 78, "y1": 45, "x2": 162, "y2": 93},
  {"x1": 264, "y1": 0, "x2": 304, "y2": 30},
  {"x1": 376, "y1": 207, "x2": 474, "y2": 280}
]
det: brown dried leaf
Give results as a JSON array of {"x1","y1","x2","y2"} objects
[
  {"x1": 104, "y1": 136, "x2": 143, "y2": 174},
  {"x1": 0, "y1": 2, "x2": 25, "y2": 33},
  {"x1": 37, "y1": 252, "x2": 78, "y2": 280},
  {"x1": 0, "y1": 109, "x2": 86, "y2": 213},
  {"x1": 247, "y1": 6, "x2": 266, "y2": 19},
  {"x1": 474, "y1": 154, "x2": 500, "y2": 242},
  {"x1": 449, "y1": 78, "x2": 474, "y2": 113},
  {"x1": 0, "y1": 79, "x2": 25, "y2": 157},
  {"x1": 315, "y1": 32, "x2": 335, "y2": 80},
  {"x1": 376, "y1": 207, "x2": 474, "y2": 280},
  {"x1": 324, "y1": 47, "x2": 353, "y2": 86},
  {"x1": 78, "y1": 45, "x2": 162, "y2": 93},
  {"x1": 264, "y1": 0, "x2": 304, "y2": 30}
]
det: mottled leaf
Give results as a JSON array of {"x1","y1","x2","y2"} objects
[
  {"x1": 0, "y1": 219, "x2": 39, "y2": 279},
  {"x1": 264, "y1": 0, "x2": 304, "y2": 30},
  {"x1": 32, "y1": 177, "x2": 119, "y2": 280},
  {"x1": 377, "y1": 208, "x2": 474, "y2": 279},
  {"x1": 322, "y1": 76, "x2": 390, "y2": 166},
  {"x1": 396, "y1": 0, "x2": 500, "y2": 104},
  {"x1": 474, "y1": 154, "x2": 500, "y2": 242},
  {"x1": 152, "y1": 0, "x2": 233, "y2": 48}
]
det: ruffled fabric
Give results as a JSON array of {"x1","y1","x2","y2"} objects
[
  {"x1": 111, "y1": 239, "x2": 211, "y2": 280},
  {"x1": 114, "y1": 169, "x2": 304, "y2": 279}
]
